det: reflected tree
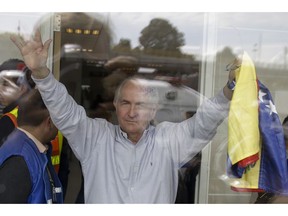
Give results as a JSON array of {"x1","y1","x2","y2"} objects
[
  {"x1": 139, "y1": 18, "x2": 185, "y2": 56},
  {"x1": 216, "y1": 47, "x2": 236, "y2": 60},
  {"x1": 112, "y1": 38, "x2": 132, "y2": 53}
]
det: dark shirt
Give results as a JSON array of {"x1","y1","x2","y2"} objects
[
  {"x1": 0, "y1": 115, "x2": 15, "y2": 147},
  {"x1": 0, "y1": 101, "x2": 70, "y2": 201},
  {"x1": 0, "y1": 101, "x2": 19, "y2": 147},
  {"x1": 0, "y1": 156, "x2": 32, "y2": 203},
  {"x1": 0, "y1": 102, "x2": 32, "y2": 203},
  {"x1": 0, "y1": 141, "x2": 61, "y2": 203}
]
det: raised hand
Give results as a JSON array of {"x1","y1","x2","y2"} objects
[
  {"x1": 223, "y1": 56, "x2": 242, "y2": 100},
  {"x1": 10, "y1": 28, "x2": 52, "y2": 79}
]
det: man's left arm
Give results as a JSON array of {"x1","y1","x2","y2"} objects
[{"x1": 166, "y1": 67, "x2": 235, "y2": 167}]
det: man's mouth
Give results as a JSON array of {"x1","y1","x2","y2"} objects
[{"x1": 126, "y1": 120, "x2": 137, "y2": 124}]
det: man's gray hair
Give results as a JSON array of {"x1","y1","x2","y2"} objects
[{"x1": 114, "y1": 77, "x2": 159, "y2": 107}]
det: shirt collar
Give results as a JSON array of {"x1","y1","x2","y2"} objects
[
  {"x1": 119, "y1": 125, "x2": 152, "y2": 143},
  {"x1": 18, "y1": 127, "x2": 48, "y2": 153}
]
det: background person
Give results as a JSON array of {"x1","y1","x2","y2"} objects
[
  {"x1": 0, "y1": 59, "x2": 35, "y2": 146},
  {"x1": 0, "y1": 58, "x2": 70, "y2": 199},
  {"x1": 0, "y1": 89, "x2": 63, "y2": 203}
]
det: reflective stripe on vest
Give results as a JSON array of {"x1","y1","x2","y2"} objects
[
  {"x1": 2, "y1": 107, "x2": 63, "y2": 173},
  {"x1": 51, "y1": 131, "x2": 63, "y2": 173},
  {"x1": 3, "y1": 107, "x2": 18, "y2": 126}
]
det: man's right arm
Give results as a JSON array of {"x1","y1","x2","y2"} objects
[
  {"x1": 32, "y1": 70, "x2": 99, "y2": 162},
  {"x1": 10, "y1": 29, "x2": 89, "y2": 152},
  {"x1": 32, "y1": 71, "x2": 88, "y2": 134},
  {"x1": 11, "y1": 29, "x2": 108, "y2": 162},
  {"x1": 11, "y1": 28, "x2": 89, "y2": 135}
]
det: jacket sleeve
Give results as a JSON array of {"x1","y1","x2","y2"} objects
[
  {"x1": 159, "y1": 89, "x2": 230, "y2": 167},
  {"x1": 32, "y1": 72, "x2": 108, "y2": 162}
]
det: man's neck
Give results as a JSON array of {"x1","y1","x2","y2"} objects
[{"x1": 128, "y1": 135, "x2": 141, "y2": 144}]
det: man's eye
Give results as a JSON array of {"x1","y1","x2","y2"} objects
[{"x1": 138, "y1": 103, "x2": 148, "y2": 109}]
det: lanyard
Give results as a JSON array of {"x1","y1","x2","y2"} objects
[{"x1": 46, "y1": 167, "x2": 57, "y2": 203}]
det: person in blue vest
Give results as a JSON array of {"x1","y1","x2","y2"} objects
[
  {"x1": 0, "y1": 88, "x2": 63, "y2": 203},
  {"x1": 0, "y1": 59, "x2": 71, "y2": 200}
]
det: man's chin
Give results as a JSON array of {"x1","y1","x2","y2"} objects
[{"x1": 122, "y1": 125, "x2": 140, "y2": 133}]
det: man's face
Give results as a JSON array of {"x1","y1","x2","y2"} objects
[
  {"x1": 114, "y1": 80, "x2": 156, "y2": 143},
  {"x1": 0, "y1": 72, "x2": 24, "y2": 107}
]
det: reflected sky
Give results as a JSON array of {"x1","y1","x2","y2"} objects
[{"x1": 0, "y1": 12, "x2": 288, "y2": 64}]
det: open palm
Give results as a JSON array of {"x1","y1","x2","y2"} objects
[{"x1": 10, "y1": 28, "x2": 52, "y2": 77}]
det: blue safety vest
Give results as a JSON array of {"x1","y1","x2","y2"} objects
[{"x1": 0, "y1": 129, "x2": 63, "y2": 203}]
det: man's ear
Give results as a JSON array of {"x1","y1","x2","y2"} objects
[
  {"x1": 45, "y1": 116, "x2": 53, "y2": 130},
  {"x1": 49, "y1": 117, "x2": 55, "y2": 128}
]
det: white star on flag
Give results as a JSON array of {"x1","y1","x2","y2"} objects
[
  {"x1": 258, "y1": 90, "x2": 266, "y2": 102},
  {"x1": 259, "y1": 90, "x2": 277, "y2": 115},
  {"x1": 266, "y1": 100, "x2": 278, "y2": 115}
]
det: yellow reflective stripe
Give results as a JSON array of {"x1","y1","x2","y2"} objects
[
  {"x1": 1, "y1": 107, "x2": 19, "y2": 126},
  {"x1": 58, "y1": 131, "x2": 63, "y2": 153},
  {"x1": 10, "y1": 107, "x2": 18, "y2": 118},
  {"x1": 51, "y1": 155, "x2": 60, "y2": 166},
  {"x1": 4, "y1": 107, "x2": 64, "y2": 169},
  {"x1": 51, "y1": 131, "x2": 63, "y2": 168}
]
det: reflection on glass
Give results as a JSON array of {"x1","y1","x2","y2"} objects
[{"x1": 1, "y1": 12, "x2": 288, "y2": 204}]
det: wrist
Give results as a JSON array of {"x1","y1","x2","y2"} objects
[
  {"x1": 32, "y1": 67, "x2": 50, "y2": 79},
  {"x1": 226, "y1": 80, "x2": 236, "y2": 91}
]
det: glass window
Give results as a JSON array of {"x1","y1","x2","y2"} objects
[{"x1": 1, "y1": 12, "x2": 288, "y2": 204}]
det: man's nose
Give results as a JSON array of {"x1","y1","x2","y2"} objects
[{"x1": 128, "y1": 105, "x2": 137, "y2": 117}]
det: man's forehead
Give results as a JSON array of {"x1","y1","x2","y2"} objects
[
  {"x1": 125, "y1": 79, "x2": 154, "y2": 94},
  {"x1": 120, "y1": 90, "x2": 148, "y2": 101}
]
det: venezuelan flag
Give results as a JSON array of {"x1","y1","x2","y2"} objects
[{"x1": 227, "y1": 52, "x2": 288, "y2": 194}]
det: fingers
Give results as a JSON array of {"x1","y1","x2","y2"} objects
[
  {"x1": 33, "y1": 28, "x2": 42, "y2": 42},
  {"x1": 43, "y1": 39, "x2": 52, "y2": 51},
  {"x1": 11, "y1": 31, "x2": 52, "y2": 53},
  {"x1": 11, "y1": 27, "x2": 43, "y2": 49},
  {"x1": 10, "y1": 35, "x2": 26, "y2": 50}
]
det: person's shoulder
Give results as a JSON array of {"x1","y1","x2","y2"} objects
[{"x1": 2, "y1": 129, "x2": 29, "y2": 149}]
